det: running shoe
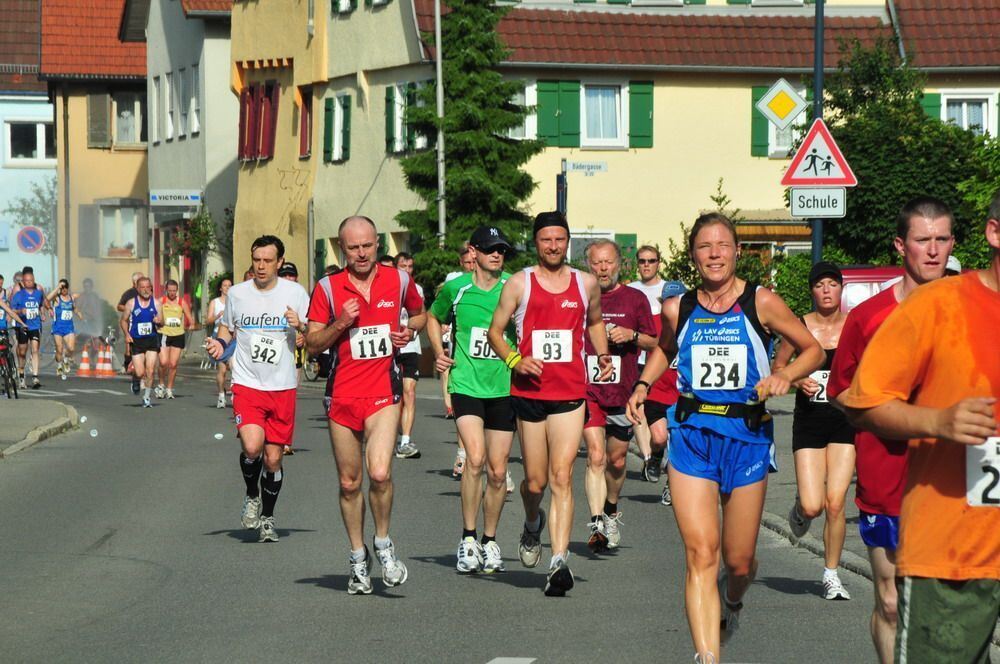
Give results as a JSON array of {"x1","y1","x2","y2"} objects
[
  {"x1": 482, "y1": 540, "x2": 506, "y2": 574},
  {"x1": 661, "y1": 480, "x2": 673, "y2": 506},
  {"x1": 31, "y1": 377, "x2": 40, "y2": 390},
  {"x1": 505, "y1": 470, "x2": 514, "y2": 495},
  {"x1": 374, "y1": 539, "x2": 408, "y2": 587},
  {"x1": 694, "y1": 654, "x2": 718, "y2": 664},
  {"x1": 587, "y1": 517, "x2": 608, "y2": 553},
  {"x1": 130, "y1": 376, "x2": 140, "y2": 394},
  {"x1": 456, "y1": 536, "x2": 483, "y2": 574},
  {"x1": 643, "y1": 457, "x2": 661, "y2": 483},
  {"x1": 258, "y1": 516, "x2": 278, "y2": 543},
  {"x1": 19, "y1": 376, "x2": 26, "y2": 389},
  {"x1": 241, "y1": 495, "x2": 262, "y2": 529},
  {"x1": 605, "y1": 511, "x2": 623, "y2": 550},
  {"x1": 823, "y1": 573, "x2": 851, "y2": 601},
  {"x1": 216, "y1": 393, "x2": 226, "y2": 409},
  {"x1": 348, "y1": 547, "x2": 374, "y2": 595},
  {"x1": 165, "y1": 388, "x2": 175, "y2": 400},
  {"x1": 154, "y1": 384, "x2": 165, "y2": 399},
  {"x1": 283, "y1": 447, "x2": 295, "y2": 456},
  {"x1": 452, "y1": 452, "x2": 465, "y2": 479},
  {"x1": 395, "y1": 441, "x2": 421, "y2": 459},
  {"x1": 788, "y1": 497, "x2": 812, "y2": 539},
  {"x1": 518, "y1": 509, "x2": 545, "y2": 568},
  {"x1": 719, "y1": 566, "x2": 753, "y2": 643},
  {"x1": 544, "y1": 557, "x2": 574, "y2": 597},
  {"x1": 142, "y1": 397, "x2": 152, "y2": 408},
  {"x1": 445, "y1": 407, "x2": 455, "y2": 420}
]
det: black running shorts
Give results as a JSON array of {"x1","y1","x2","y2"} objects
[
  {"x1": 451, "y1": 393, "x2": 516, "y2": 432},
  {"x1": 511, "y1": 396, "x2": 586, "y2": 423}
]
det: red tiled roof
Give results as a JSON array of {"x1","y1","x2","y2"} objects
[
  {"x1": 413, "y1": 2, "x2": 891, "y2": 69},
  {"x1": 181, "y1": 0, "x2": 231, "y2": 16},
  {"x1": 40, "y1": 0, "x2": 146, "y2": 79},
  {"x1": 0, "y1": 0, "x2": 47, "y2": 92},
  {"x1": 895, "y1": 0, "x2": 1000, "y2": 68}
]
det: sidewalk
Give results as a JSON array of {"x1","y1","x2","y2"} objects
[{"x1": 0, "y1": 399, "x2": 78, "y2": 458}]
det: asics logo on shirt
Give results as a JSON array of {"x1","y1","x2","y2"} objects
[
  {"x1": 560, "y1": 300, "x2": 579, "y2": 308},
  {"x1": 376, "y1": 300, "x2": 395, "y2": 309}
]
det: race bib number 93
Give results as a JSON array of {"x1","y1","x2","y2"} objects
[{"x1": 532, "y1": 329, "x2": 572, "y2": 363}]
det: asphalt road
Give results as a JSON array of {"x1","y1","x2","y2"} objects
[{"x1": 3, "y1": 368, "x2": 875, "y2": 663}]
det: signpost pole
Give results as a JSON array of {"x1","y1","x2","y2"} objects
[
  {"x1": 811, "y1": 0, "x2": 825, "y2": 265},
  {"x1": 557, "y1": 159, "x2": 567, "y2": 216}
]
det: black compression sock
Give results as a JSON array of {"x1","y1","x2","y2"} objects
[
  {"x1": 604, "y1": 500, "x2": 618, "y2": 516},
  {"x1": 590, "y1": 514, "x2": 601, "y2": 523},
  {"x1": 481, "y1": 534, "x2": 495, "y2": 545},
  {"x1": 462, "y1": 528, "x2": 477, "y2": 540},
  {"x1": 240, "y1": 453, "x2": 263, "y2": 498},
  {"x1": 260, "y1": 469, "x2": 283, "y2": 518}
]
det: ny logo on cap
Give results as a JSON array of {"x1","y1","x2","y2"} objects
[{"x1": 490, "y1": 228, "x2": 499, "y2": 236}]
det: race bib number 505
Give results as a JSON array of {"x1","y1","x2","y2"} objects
[
  {"x1": 967, "y1": 437, "x2": 1000, "y2": 507},
  {"x1": 691, "y1": 344, "x2": 747, "y2": 391},
  {"x1": 349, "y1": 324, "x2": 391, "y2": 360},
  {"x1": 532, "y1": 330, "x2": 572, "y2": 363},
  {"x1": 468, "y1": 327, "x2": 499, "y2": 360}
]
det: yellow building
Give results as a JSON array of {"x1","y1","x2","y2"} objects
[{"x1": 40, "y1": 0, "x2": 151, "y2": 309}]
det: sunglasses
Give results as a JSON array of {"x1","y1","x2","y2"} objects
[
  {"x1": 637, "y1": 258, "x2": 659, "y2": 265},
  {"x1": 477, "y1": 245, "x2": 509, "y2": 255}
]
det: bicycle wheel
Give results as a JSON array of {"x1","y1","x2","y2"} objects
[{"x1": 303, "y1": 357, "x2": 319, "y2": 382}]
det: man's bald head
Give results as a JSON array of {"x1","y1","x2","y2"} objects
[
  {"x1": 338, "y1": 215, "x2": 377, "y2": 239},
  {"x1": 339, "y1": 216, "x2": 379, "y2": 277}
]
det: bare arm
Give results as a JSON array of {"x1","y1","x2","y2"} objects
[
  {"x1": 756, "y1": 289, "x2": 824, "y2": 400},
  {"x1": 627, "y1": 297, "x2": 680, "y2": 424},
  {"x1": 305, "y1": 297, "x2": 359, "y2": 356},
  {"x1": 0, "y1": 299, "x2": 25, "y2": 327},
  {"x1": 426, "y1": 311, "x2": 453, "y2": 373},
  {"x1": 582, "y1": 273, "x2": 613, "y2": 381},
  {"x1": 488, "y1": 272, "x2": 541, "y2": 377},
  {"x1": 204, "y1": 323, "x2": 233, "y2": 359},
  {"x1": 119, "y1": 298, "x2": 133, "y2": 342},
  {"x1": 845, "y1": 397, "x2": 998, "y2": 446}
]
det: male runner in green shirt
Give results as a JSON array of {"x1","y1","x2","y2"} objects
[{"x1": 427, "y1": 226, "x2": 517, "y2": 574}]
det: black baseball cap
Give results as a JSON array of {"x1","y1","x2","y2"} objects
[
  {"x1": 277, "y1": 262, "x2": 299, "y2": 277},
  {"x1": 808, "y1": 261, "x2": 842, "y2": 287},
  {"x1": 469, "y1": 226, "x2": 514, "y2": 254}
]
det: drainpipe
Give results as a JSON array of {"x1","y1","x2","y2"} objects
[
  {"x1": 62, "y1": 87, "x2": 71, "y2": 282},
  {"x1": 886, "y1": 0, "x2": 907, "y2": 65}
]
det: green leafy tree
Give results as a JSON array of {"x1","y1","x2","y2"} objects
[
  {"x1": 773, "y1": 246, "x2": 855, "y2": 316},
  {"x1": 955, "y1": 136, "x2": 1000, "y2": 269},
  {"x1": 815, "y1": 38, "x2": 981, "y2": 263},
  {"x1": 4, "y1": 176, "x2": 58, "y2": 255},
  {"x1": 398, "y1": 0, "x2": 544, "y2": 289}
]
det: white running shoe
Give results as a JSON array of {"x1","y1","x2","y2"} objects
[
  {"x1": 505, "y1": 470, "x2": 514, "y2": 494},
  {"x1": 604, "y1": 511, "x2": 623, "y2": 550},
  {"x1": 456, "y1": 536, "x2": 483, "y2": 574},
  {"x1": 788, "y1": 497, "x2": 812, "y2": 539},
  {"x1": 165, "y1": 388, "x2": 175, "y2": 400},
  {"x1": 374, "y1": 540, "x2": 408, "y2": 587},
  {"x1": 142, "y1": 397, "x2": 152, "y2": 408},
  {"x1": 216, "y1": 393, "x2": 226, "y2": 409},
  {"x1": 518, "y1": 509, "x2": 545, "y2": 568},
  {"x1": 482, "y1": 540, "x2": 506, "y2": 574},
  {"x1": 661, "y1": 480, "x2": 673, "y2": 506},
  {"x1": 823, "y1": 573, "x2": 851, "y2": 601},
  {"x1": 348, "y1": 547, "x2": 374, "y2": 595},
  {"x1": 241, "y1": 495, "x2": 262, "y2": 529},
  {"x1": 154, "y1": 385, "x2": 165, "y2": 399},
  {"x1": 258, "y1": 516, "x2": 278, "y2": 543}
]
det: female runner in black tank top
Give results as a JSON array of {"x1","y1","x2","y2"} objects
[{"x1": 772, "y1": 262, "x2": 856, "y2": 602}]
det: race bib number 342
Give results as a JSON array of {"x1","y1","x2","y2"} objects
[
  {"x1": 691, "y1": 344, "x2": 747, "y2": 391},
  {"x1": 967, "y1": 437, "x2": 1000, "y2": 507},
  {"x1": 250, "y1": 333, "x2": 283, "y2": 365},
  {"x1": 349, "y1": 324, "x2": 391, "y2": 360},
  {"x1": 532, "y1": 329, "x2": 572, "y2": 363}
]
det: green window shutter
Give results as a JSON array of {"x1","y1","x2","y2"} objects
[
  {"x1": 607, "y1": 0, "x2": 630, "y2": 4},
  {"x1": 314, "y1": 239, "x2": 327, "y2": 281},
  {"x1": 750, "y1": 86, "x2": 769, "y2": 157},
  {"x1": 323, "y1": 98, "x2": 334, "y2": 163},
  {"x1": 615, "y1": 233, "x2": 638, "y2": 259},
  {"x1": 87, "y1": 93, "x2": 111, "y2": 148},
  {"x1": 558, "y1": 80, "x2": 581, "y2": 148},
  {"x1": 920, "y1": 92, "x2": 942, "y2": 120},
  {"x1": 341, "y1": 95, "x2": 352, "y2": 161},
  {"x1": 350, "y1": 0, "x2": 358, "y2": 7},
  {"x1": 405, "y1": 82, "x2": 417, "y2": 151},
  {"x1": 727, "y1": 0, "x2": 751, "y2": 4},
  {"x1": 385, "y1": 86, "x2": 396, "y2": 153},
  {"x1": 537, "y1": 80, "x2": 560, "y2": 147},
  {"x1": 684, "y1": 0, "x2": 706, "y2": 4},
  {"x1": 628, "y1": 81, "x2": 653, "y2": 149},
  {"x1": 78, "y1": 204, "x2": 101, "y2": 257},
  {"x1": 378, "y1": 233, "x2": 388, "y2": 254},
  {"x1": 573, "y1": 0, "x2": 596, "y2": 3}
]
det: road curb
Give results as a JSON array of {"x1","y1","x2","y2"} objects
[{"x1": 0, "y1": 402, "x2": 79, "y2": 459}]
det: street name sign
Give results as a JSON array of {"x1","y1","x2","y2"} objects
[
  {"x1": 149, "y1": 190, "x2": 203, "y2": 206},
  {"x1": 565, "y1": 161, "x2": 608, "y2": 177},
  {"x1": 756, "y1": 78, "x2": 808, "y2": 131},
  {"x1": 790, "y1": 187, "x2": 846, "y2": 218}
]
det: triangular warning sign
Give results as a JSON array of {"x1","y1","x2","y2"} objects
[{"x1": 781, "y1": 119, "x2": 858, "y2": 187}]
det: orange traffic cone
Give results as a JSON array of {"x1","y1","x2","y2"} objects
[
  {"x1": 97, "y1": 345, "x2": 115, "y2": 377},
  {"x1": 77, "y1": 348, "x2": 93, "y2": 377}
]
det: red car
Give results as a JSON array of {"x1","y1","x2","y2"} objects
[{"x1": 839, "y1": 266, "x2": 904, "y2": 312}]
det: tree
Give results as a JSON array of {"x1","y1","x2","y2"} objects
[
  {"x1": 955, "y1": 136, "x2": 1000, "y2": 269},
  {"x1": 813, "y1": 38, "x2": 981, "y2": 264},
  {"x1": 4, "y1": 176, "x2": 58, "y2": 255},
  {"x1": 398, "y1": 0, "x2": 544, "y2": 288}
]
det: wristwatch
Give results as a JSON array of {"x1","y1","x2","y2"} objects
[{"x1": 632, "y1": 329, "x2": 639, "y2": 343}]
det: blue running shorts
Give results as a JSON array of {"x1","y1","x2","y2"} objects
[
  {"x1": 858, "y1": 511, "x2": 899, "y2": 551},
  {"x1": 669, "y1": 426, "x2": 772, "y2": 495}
]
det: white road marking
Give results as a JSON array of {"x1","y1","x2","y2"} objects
[{"x1": 486, "y1": 659, "x2": 536, "y2": 664}]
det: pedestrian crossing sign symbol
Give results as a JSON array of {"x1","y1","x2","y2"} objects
[
  {"x1": 780, "y1": 119, "x2": 858, "y2": 187},
  {"x1": 756, "y1": 79, "x2": 808, "y2": 131}
]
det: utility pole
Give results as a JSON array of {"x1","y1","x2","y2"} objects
[
  {"x1": 434, "y1": 0, "x2": 446, "y2": 248},
  {"x1": 811, "y1": 0, "x2": 825, "y2": 265}
]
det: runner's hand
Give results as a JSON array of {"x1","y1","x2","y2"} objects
[
  {"x1": 126, "y1": 333, "x2": 134, "y2": 344},
  {"x1": 285, "y1": 306, "x2": 301, "y2": 330},
  {"x1": 934, "y1": 397, "x2": 998, "y2": 445},
  {"x1": 626, "y1": 386, "x2": 647, "y2": 425},
  {"x1": 204, "y1": 338, "x2": 223, "y2": 360},
  {"x1": 295, "y1": 332, "x2": 305, "y2": 348},
  {"x1": 597, "y1": 354, "x2": 614, "y2": 381},
  {"x1": 515, "y1": 356, "x2": 544, "y2": 377},
  {"x1": 435, "y1": 353, "x2": 455, "y2": 373},
  {"x1": 797, "y1": 377, "x2": 821, "y2": 397},
  {"x1": 337, "y1": 298, "x2": 360, "y2": 328},
  {"x1": 390, "y1": 328, "x2": 412, "y2": 348},
  {"x1": 608, "y1": 326, "x2": 633, "y2": 345},
  {"x1": 754, "y1": 373, "x2": 791, "y2": 400}
]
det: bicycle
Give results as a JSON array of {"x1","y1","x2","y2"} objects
[{"x1": 0, "y1": 330, "x2": 19, "y2": 399}]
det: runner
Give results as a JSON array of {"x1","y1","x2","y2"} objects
[
  {"x1": 205, "y1": 235, "x2": 310, "y2": 543},
  {"x1": 443, "y1": 244, "x2": 477, "y2": 477},
  {"x1": 626, "y1": 213, "x2": 823, "y2": 662},
  {"x1": 772, "y1": 262, "x2": 855, "y2": 601},
  {"x1": 10, "y1": 266, "x2": 46, "y2": 389},
  {"x1": 0, "y1": 274, "x2": 27, "y2": 349},
  {"x1": 305, "y1": 216, "x2": 425, "y2": 594},
  {"x1": 120, "y1": 277, "x2": 162, "y2": 408},
  {"x1": 488, "y1": 211, "x2": 613, "y2": 597},
  {"x1": 76, "y1": 278, "x2": 103, "y2": 358},
  {"x1": 582, "y1": 239, "x2": 656, "y2": 553},
  {"x1": 628, "y1": 245, "x2": 666, "y2": 480},
  {"x1": 118, "y1": 271, "x2": 144, "y2": 393},
  {"x1": 278, "y1": 262, "x2": 307, "y2": 391},
  {"x1": 206, "y1": 277, "x2": 233, "y2": 408},
  {"x1": 827, "y1": 196, "x2": 955, "y2": 664},
  {"x1": 155, "y1": 279, "x2": 194, "y2": 399},
  {"x1": 393, "y1": 252, "x2": 424, "y2": 459},
  {"x1": 427, "y1": 226, "x2": 517, "y2": 573},
  {"x1": 46, "y1": 279, "x2": 80, "y2": 380},
  {"x1": 839, "y1": 195, "x2": 1000, "y2": 663}
]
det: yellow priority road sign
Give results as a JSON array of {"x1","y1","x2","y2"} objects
[{"x1": 756, "y1": 78, "x2": 808, "y2": 131}]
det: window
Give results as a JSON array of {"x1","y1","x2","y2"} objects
[
  {"x1": 335, "y1": 0, "x2": 357, "y2": 11},
  {"x1": 941, "y1": 92, "x2": 996, "y2": 136},
  {"x1": 4, "y1": 121, "x2": 56, "y2": 165},
  {"x1": 178, "y1": 68, "x2": 187, "y2": 137},
  {"x1": 113, "y1": 92, "x2": 147, "y2": 145},
  {"x1": 324, "y1": 94, "x2": 352, "y2": 162},
  {"x1": 385, "y1": 83, "x2": 407, "y2": 153},
  {"x1": 165, "y1": 72, "x2": 174, "y2": 140},
  {"x1": 238, "y1": 81, "x2": 280, "y2": 161},
  {"x1": 101, "y1": 206, "x2": 139, "y2": 258},
  {"x1": 299, "y1": 86, "x2": 313, "y2": 158},
  {"x1": 150, "y1": 76, "x2": 160, "y2": 143},
  {"x1": 507, "y1": 83, "x2": 537, "y2": 140},
  {"x1": 568, "y1": 229, "x2": 614, "y2": 261},
  {"x1": 190, "y1": 65, "x2": 201, "y2": 134},
  {"x1": 581, "y1": 84, "x2": 627, "y2": 148}
]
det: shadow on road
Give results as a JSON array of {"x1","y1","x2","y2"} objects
[
  {"x1": 202, "y1": 527, "x2": 317, "y2": 543},
  {"x1": 409, "y1": 553, "x2": 589, "y2": 590},
  {"x1": 758, "y1": 575, "x2": 823, "y2": 596},
  {"x1": 295, "y1": 574, "x2": 406, "y2": 598}
]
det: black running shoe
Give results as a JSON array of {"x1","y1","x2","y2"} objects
[
  {"x1": 131, "y1": 376, "x2": 140, "y2": 394},
  {"x1": 544, "y1": 558, "x2": 574, "y2": 597},
  {"x1": 643, "y1": 456, "x2": 661, "y2": 483},
  {"x1": 31, "y1": 377, "x2": 41, "y2": 390}
]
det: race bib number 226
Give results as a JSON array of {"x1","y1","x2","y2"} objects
[{"x1": 967, "y1": 437, "x2": 1000, "y2": 507}]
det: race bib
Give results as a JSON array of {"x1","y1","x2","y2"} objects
[
  {"x1": 966, "y1": 437, "x2": 1000, "y2": 507},
  {"x1": 137, "y1": 322, "x2": 153, "y2": 336},
  {"x1": 25, "y1": 306, "x2": 38, "y2": 320},
  {"x1": 250, "y1": 333, "x2": 283, "y2": 366},
  {"x1": 691, "y1": 344, "x2": 747, "y2": 391},
  {"x1": 532, "y1": 329, "x2": 571, "y2": 363},
  {"x1": 61, "y1": 310, "x2": 74, "y2": 321},
  {"x1": 166, "y1": 316, "x2": 182, "y2": 328},
  {"x1": 587, "y1": 355, "x2": 621, "y2": 384},
  {"x1": 349, "y1": 324, "x2": 391, "y2": 360},
  {"x1": 468, "y1": 327, "x2": 499, "y2": 360},
  {"x1": 809, "y1": 370, "x2": 831, "y2": 403}
]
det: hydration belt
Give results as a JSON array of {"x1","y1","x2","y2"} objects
[{"x1": 675, "y1": 393, "x2": 771, "y2": 432}]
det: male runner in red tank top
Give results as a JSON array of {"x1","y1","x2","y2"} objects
[{"x1": 488, "y1": 211, "x2": 612, "y2": 596}]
